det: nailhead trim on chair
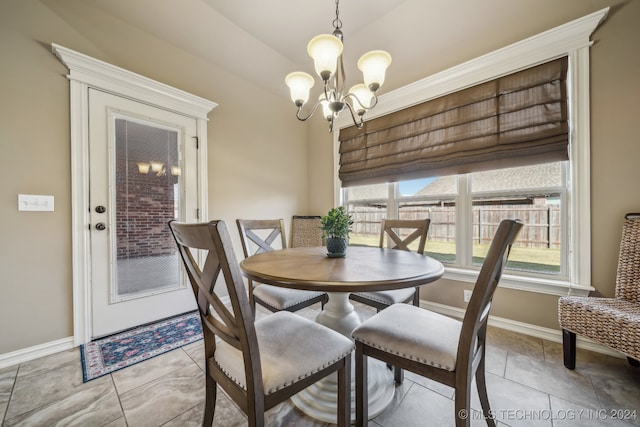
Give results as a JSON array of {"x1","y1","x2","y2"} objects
[
  {"x1": 212, "y1": 348, "x2": 354, "y2": 394},
  {"x1": 351, "y1": 289, "x2": 415, "y2": 306},
  {"x1": 353, "y1": 338, "x2": 455, "y2": 371},
  {"x1": 253, "y1": 284, "x2": 324, "y2": 309}
]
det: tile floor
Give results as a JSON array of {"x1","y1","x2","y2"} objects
[{"x1": 1, "y1": 303, "x2": 639, "y2": 427}]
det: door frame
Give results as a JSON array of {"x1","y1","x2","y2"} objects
[{"x1": 53, "y1": 44, "x2": 217, "y2": 345}]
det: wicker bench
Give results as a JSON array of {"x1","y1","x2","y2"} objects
[{"x1": 558, "y1": 213, "x2": 640, "y2": 369}]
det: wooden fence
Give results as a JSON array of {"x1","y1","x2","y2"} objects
[{"x1": 348, "y1": 205, "x2": 560, "y2": 249}]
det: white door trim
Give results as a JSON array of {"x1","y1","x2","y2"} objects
[{"x1": 52, "y1": 44, "x2": 217, "y2": 345}]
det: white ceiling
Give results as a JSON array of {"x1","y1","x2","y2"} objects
[
  {"x1": 200, "y1": 0, "x2": 405, "y2": 66},
  {"x1": 45, "y1": 0, "x2": 609, "y2": 99},
  {"x1": 75, "y1": 0, "x2": 416, "y2": 96}
]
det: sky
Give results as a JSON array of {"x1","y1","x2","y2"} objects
[{"x1": 398, "y1": 177, "x2": 436, "y2": 196}]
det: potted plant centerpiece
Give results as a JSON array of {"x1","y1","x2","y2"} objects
[{"x1": 320, "y1": 206, "x2": 353, "y2": 258}]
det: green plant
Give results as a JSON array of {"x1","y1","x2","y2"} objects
[{"x1": 320, "y1": 206, "x2": 353, "y2": 239}]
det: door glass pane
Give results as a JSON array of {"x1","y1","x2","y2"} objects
[{"x1": 114, "y1": 118, "x2": 183, "y2": 300}]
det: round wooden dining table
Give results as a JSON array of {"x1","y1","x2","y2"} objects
[{"x1": 240, "y1": 245, "x2": 445, "y2": 423}]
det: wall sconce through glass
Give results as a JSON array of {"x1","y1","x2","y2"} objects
[
  {"x1": 137, "y1": 162, "x2": 181, "y2": 177},
  {"x1": 150, "y1": 161, "x2": 164, "y2": 174},
  {"x1": 137, "y1": 162, "x2": 151, "y2": 174}
]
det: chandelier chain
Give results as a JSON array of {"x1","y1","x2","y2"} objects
[{"x1": 333, "y1": 0, "x2": 342, "y2": 30}]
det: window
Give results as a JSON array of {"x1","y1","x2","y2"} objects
[
  {"x1": 398, "y1": 176, "x2": 457, "y2": 264},
  {"x1": 346, "y1": 183, "x2": 388, "y2": 247},
  {"x1": 333, "y1": 10, "x2": 608, "y2": 296},
  {"x1": 345, "y1": 162, "x2": 566, "y2": 279},
  {"x1": 470, "y1": 163, "x2": 564, "y2": 276}
]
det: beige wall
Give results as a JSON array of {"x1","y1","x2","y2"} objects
[
  {"x1": 310, "y1": 1, "x2": 640, "y2": 330},
  {"x1": 467, "y1": 0, "x2": 640, "y2": 329},
  {"x1": 1, "y1": 0, "x2": 638, "y2": 355},
  {"x1": 0, "y1": 0, "x2": 308, "y2": 354}
]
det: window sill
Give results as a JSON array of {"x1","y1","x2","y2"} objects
[{"x1": 443, "y1": 267, "x2": 594, "y2": 297}]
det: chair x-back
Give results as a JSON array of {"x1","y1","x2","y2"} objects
[
  {"x1": 350, "y1": 219, "x2": 430, "y2": 311},
  {"x1": 349, "y1": 219, "x2": 431, "y2": 383},
  {"x1": 236, "y1": 219, "x2": 327, "y2": 318},
  {"x1": 352, "y1": 219, "x2": 523, "y2": 427},
  {"x1": 169, "y1": 220, "x2": 353, "y2": 427}
]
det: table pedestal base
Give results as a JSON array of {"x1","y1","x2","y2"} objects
[
  {"x1": 291, "y1": 356, "x2": 394, "y2": 424},
  {"x1": 291, "y1": 292, "x2": 395, "y2": 423}
]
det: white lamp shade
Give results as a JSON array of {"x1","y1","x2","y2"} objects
[
  {"x1": 137, "y1": 162, "x2": 150, "y2": 174},
  {"x1": 319, "y1": 94, "x2": 332, "y2": 119},
  {"x1": 150, "y1": 161, "x2": 164, "y2": 173},
  {"x1": 285, "y1": 72, "x2": 315, "y2": 105},
  {"x1": 357, "y1": 50, "x2": 392, "y2": 89},
  {"x1": 349, "y1": 84, "x2": 374, "y2": 111},
  {"x1": 307, "y1": 34, "x2": 343, "y2": 79}
]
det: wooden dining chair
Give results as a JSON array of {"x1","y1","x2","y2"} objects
[
  {"x1": 349, "y1": 219, "x2": 430, "y2": 383},
  {"x1": 236, "y1": 219, "x2": 327, "y2": 318},
  {"x1": 350, "y1": 219, "x2": 430, "y2": 310},
  {"x1": 352, "y1": 219, "x2": 523, "y2": 427},
  {"x1": 169, "y1": 220, "x2": 353, "y2": 427}
]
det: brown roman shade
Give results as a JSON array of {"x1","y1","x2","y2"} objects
[{"x1": 338, "y1": 57, "x2": 569, "y2": 186}]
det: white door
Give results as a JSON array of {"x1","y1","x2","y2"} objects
[{"x1": 89, "y1": 89, "x2": 198, "y2": 338}]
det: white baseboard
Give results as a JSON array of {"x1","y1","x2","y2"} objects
[
  {"x1": 1, "y1": 297, "x2": 230, "y2": 370},
  {"x1": 0, "y1": 300, "x2": 623, "y2": 370},
  {"x1": 420, "y1": 301, "x2": 624, "y2": 359},
  {"x1": 0, "y1": 337, "x2": 75, "y2": 370}
]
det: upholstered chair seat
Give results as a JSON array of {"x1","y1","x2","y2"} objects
[
  {"x1": 353, "y1": 304, "x2": 461, "y2": 372},
  {"x1": 351, "y1": 288, "x2": 417, "y2": 308},
  {"x1": 253, "y1": 284, "x2": 326, "y2": 312},
  {"x1": 214, "y1": 311, "x2": 354, "y2": 394}
]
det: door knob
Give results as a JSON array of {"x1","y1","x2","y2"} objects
[{"x1": 95, "y1": 222, "x2": 106, "y2": 231}]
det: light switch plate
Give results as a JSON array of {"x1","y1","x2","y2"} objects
[{"x1": 18, "y1": 194, "x2": 55, "y2": 211}]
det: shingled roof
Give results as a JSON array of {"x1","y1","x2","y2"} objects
[
  {"x1": 346, "y1": 162, "x2": 563, "y2": 201},
  {"x1": 417, "y1": 162, "x2": 562, "y2": 196}
]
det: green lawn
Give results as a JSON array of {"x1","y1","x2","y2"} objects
[{"x1": 350, "y1": 234, "x2": 560, "y2": 274}]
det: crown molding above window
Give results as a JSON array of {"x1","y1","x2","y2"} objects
[
  {"x1": 335, "y1": 7, "x2": 608, "y2": 126},
  {"x1": 333, "y1": 7, "x2": 609, "y2": 296}
]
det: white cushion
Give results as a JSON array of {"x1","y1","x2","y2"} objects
[
  {"x1": 254, "y1": 284, "x2": 324, "y2": 310},
  {"x1": 213, "y1": 311, "x2": 354, "y2": 394},
  {"x1": 353, "y1": 288, "x2": 415, "y2": 306},
  {"x1": 352, "y1": 304, "x2": 461, "y2": 371}
]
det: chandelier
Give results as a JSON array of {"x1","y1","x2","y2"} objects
[{"x1": 285, "y1": 0, "x2": 392, "y2": 132}]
